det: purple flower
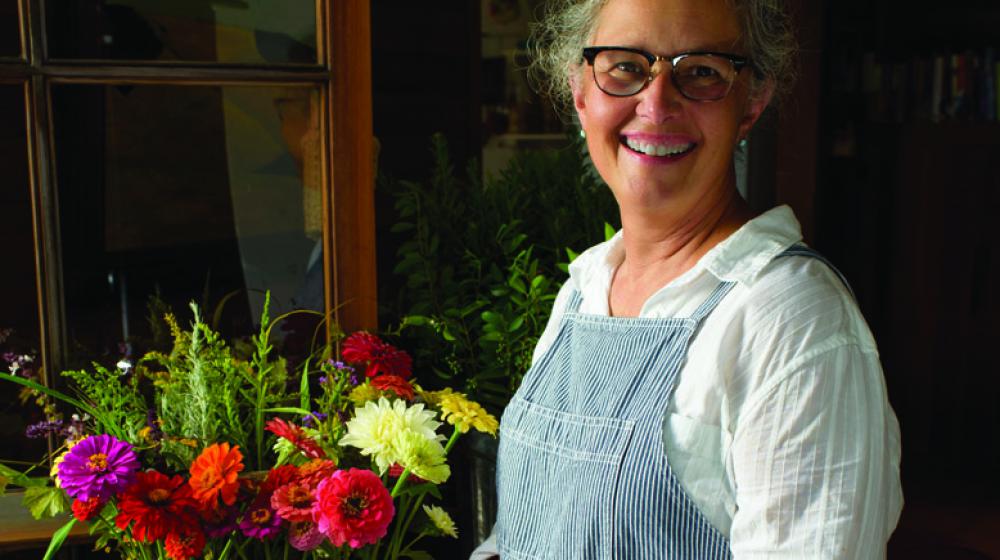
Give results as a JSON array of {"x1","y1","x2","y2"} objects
[
  {"x1": 145, "y1": 409, "x2": 163, "y2": 442},
  {"x1": 26, "y1": 420, "x2": 64, "y2": 439},
  {"x1": 289, "y1": 521, "x2": 325, "y2": 551},
  {"x1": 239, "y1": 502, "x2": 283, "y2": 540},
  {"x1": 203, "y1": 505, "x2": 240, "y2": 538},
  {"x1": 58, "y1": 434, "x2": 139, "y2": 502},
  {"x1": 4, "y1": 352, "x2": 36, "y2": 378},
  {"x1": 301, "y1": 412, "x2": 328, "y2": 428}
]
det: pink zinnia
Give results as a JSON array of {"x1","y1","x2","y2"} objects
[
  {"x1": 341, "y1": 332, "x2": 413, "y2": 379},
  {"x1": 313, "y1": 468, "x2": 394, "y2": 548},
  {"x1": 271, "y1": 481, "x2": 316, "y2": 522},
  {"x1": 239, "y1": 500, "x2": 283, "y2": 540},
  {"x1": 289, "y1": 521, "x2": 325, "y2": 551},
  {"x1": 58, "y1": 434, "x2": 139, "y2": 502}
]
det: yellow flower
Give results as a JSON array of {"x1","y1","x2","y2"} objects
[
  {"x1": 394, "y1": 430, "x2": 450, "y2": 484},
  {"x1": 438, "y1": 391, "x2": 499, "y2": 436},
  {"x1": 348, "y1": 382, "x2": 383, "y2": 407},
  {"x1": 339, "y1": 398, "x2": 443, "y2": 473},
  {"x1": 423, "y1": 505, "x2": 458, "y2": 538},
  {"x1": 51, "y1": 439, "x2": 81, "y2": 486},
  {"x1": 416, "y1": 386, "x2": 456, "y2": 407}
]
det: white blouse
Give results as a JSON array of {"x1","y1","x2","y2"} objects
[{"x1": 474, "y1": 206, "x2": 902, "y2": 559}]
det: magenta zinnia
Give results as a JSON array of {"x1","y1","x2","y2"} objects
[
  {"x1": 313, "y1": 468, "x2": 394, "y2": 548},
  {"x1": 58, "y1": 434, "x2": 139, "y2": 502},
  {"x1": 341, "y1": 332, "x2": 413, "y2": 379},
  {"x1": 239, "y1": 499, "x2": 283, "y2": 540}
]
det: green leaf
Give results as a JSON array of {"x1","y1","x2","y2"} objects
[
  {"x1": 508, "y1": 276, "x2": 527, "y2": 294},
  {"x1": 401, "y1": 315, "x2": 429, "y2": 327},
  {"x1": 262, "y1": 406, "x2": 312, "y2": 416},
  {"x1": 24, "y1": 486, "x2": 70, "y2": 519},
  {"x1": 42, "y1": 518, "x2": 76, "y2": 560},
  {"x1": 565, "y1": 247, "x2": 580, "y2": 262},
  {"x1": 604, "y1": 222, "x2": 616, "y2": 241},
  {"x1": 480, "y1": 311, "x2": 502, "y2": 325},
  {"x1": 389, "y1": 221, "x2": 415, "y2": 233},
  {"x1": 508, "y1": 316, "x2": 525, "y2": 332},
  {"x1": 400, "y1": 551, "x2": 434, "y2": 560}
]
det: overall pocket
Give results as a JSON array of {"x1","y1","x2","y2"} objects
[{"x1": 496, "y1": 396, "x2": 635, "y2": 560}]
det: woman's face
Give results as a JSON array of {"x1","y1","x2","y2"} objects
[{"x1": 573, "y1": 0, "x2": 771, "y2": 218}]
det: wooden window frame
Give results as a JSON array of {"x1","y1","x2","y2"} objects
[{"x1": 0, "y1": 0, "x2": 375, "y2": 549}]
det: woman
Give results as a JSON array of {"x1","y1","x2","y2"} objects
[{"x1": 473, "y1": 0, "x2": 902, "y2": 558}]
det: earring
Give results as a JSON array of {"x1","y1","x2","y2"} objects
[
  {"x1": 738, "y1": 138, "x2": 747, "y2": 148},
  {"x1": 579, "y1": 129, "x2": 586, "y2": 139}
]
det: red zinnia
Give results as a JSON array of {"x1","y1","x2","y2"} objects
[
  {"x1": 116, "y1": 471, "x2": 198, "y2": 542},
  {"x1": 341, "y1": 332, "x2": 413, "y2": 379},
  {"x1": 260, "y1": 464, "x2": 300, "y2": 495},
  {"x1": 164, "y1": 526, "x2": 206, "y2": 560},
  {"x1": 265, "y1": 418, "x2": 326, "y2": 459},
  {"x1": 271, "y1": 481, "x2": 316, "y2": 522},
  {"x1": 371, "y1": 374, "x2": 415, "y2": 400},
  {"x1": 72, "y1": 496, "x2": 105, "y2": 521},
  {"x1": 297, "y1": 458, "x2": 337, "y2": 488},
  {"x1": 188, "y1": 443, "x2": 244, "y2": 507},
  {"x1": 388, "y1": 463, "x2": 427, "y2": 484},
  {"x1": 313, "y1": 468, "x2": 394, "y2": 548}
]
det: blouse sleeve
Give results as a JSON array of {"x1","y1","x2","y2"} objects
[{"x1": 728, "y1": 343, "x2": 903, "y2": 559}]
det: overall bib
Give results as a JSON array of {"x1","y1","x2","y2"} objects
[{"x1": 495, "y1": 246, "x2": 847, "y2": 559}]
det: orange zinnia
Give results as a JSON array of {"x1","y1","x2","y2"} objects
[{"x1": 188, "y1": 443, "x2": 244, "y2": 507}]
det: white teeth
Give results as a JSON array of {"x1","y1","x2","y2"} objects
[{"x1": 624, "y1": 137, "x2": 693, "y2": 156}]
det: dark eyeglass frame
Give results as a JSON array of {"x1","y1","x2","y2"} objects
[{"x1": 581, "y1": 46, "x2": 750, "y2": 101}]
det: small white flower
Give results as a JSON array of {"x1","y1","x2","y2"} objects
[{"x1": 423, "y1": 505, "x2": 458, "y2": 538}]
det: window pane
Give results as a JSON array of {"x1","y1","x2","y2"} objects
[
  {"x1": 46, "y1": 0, "x2": 317, "y2": 64},
  {"x1": 52, "y1": 84, "x2": 325, "y2": 366},
  {"x1": 0, "y1": 84, "x2": 47, "y2": 463},
  {"x1": 0, "y1": 1, "x2": 20, "y2": 57}
]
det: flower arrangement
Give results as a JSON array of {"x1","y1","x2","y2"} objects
[{"x1": 0, "y1": 296, "x2": 497, "y2": 559}]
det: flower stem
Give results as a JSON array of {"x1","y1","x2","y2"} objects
[
  {"x1": 443, "y1": 425, "x2": 461, "y2": 455},
  {"x1": 389, "y1": 469, "x2": 410, "y2": 498}
]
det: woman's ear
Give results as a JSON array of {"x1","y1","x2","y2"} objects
[
  {"x1": 570, "y1": 72, "x2": 589, "y2": 130},
  {"x1": 737, "y1": 80, "x2": 775, "y2": 140}
]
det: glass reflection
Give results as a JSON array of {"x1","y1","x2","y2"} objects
[
  {"x1": 46, "y1": 0, "x2": 317, "y2": 64},
  {"x1": 0, "y1": 84, "x2": 47, "y2": 463},
  {"x1": 52, "y1": 84, "x2": 324, "y2": 367},
  {"x1": 1, "y1": 1, "x2": 20, "y2": 57}
]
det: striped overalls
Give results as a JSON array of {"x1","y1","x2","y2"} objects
[{"x1": 496, "y1": 246, "x2": 846, "y2": 559}]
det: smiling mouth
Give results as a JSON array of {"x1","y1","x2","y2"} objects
[{"x1": 621, "y1": 136, "x2": 696, "y2": 158}]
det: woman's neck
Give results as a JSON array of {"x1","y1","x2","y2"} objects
[{"x1": 609, "y1": 189, "x2": 751, "y2": 317}]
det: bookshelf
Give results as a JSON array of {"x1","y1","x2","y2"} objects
[{"x1": 814, "y1": 2, "x2": 1000, "y2": 555}]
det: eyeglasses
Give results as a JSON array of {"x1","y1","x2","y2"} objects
[{"x1": 581, "y1": 46, "x2": 749, "y2": 101}]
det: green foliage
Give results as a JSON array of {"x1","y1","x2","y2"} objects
[
  {"x1": 142, "y1": 297, "x2": 293, "y2": 470},
  {"x1": 62, "y1": 363, "x2": 147, "y2": 443},
  {"x1": 23, "y1": 485, "x2": 70, "y2": 519},
  {"x1": 385, "y1": 133, "x2": 619, "y2": 411}
]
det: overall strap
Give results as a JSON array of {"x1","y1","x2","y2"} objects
[
  {"x1": 776, "y1": 244, "x2": 856, "y2": 299},
  {"x1": 688, "y1": 281, "x2": 738, "y2": 324},
  {"x1": 565, "y1": 288, "x2": 585, "y2": 313}
]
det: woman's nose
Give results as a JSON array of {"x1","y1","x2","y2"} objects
[{"x1": 635, "y1": 70, "x2": 684, "y2": 123}]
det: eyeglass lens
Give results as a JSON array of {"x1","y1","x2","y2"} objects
[{"x1": 592, "y1": 49, "x2": 736, "y2": 100}]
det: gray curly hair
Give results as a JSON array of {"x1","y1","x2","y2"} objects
[{"x1": 528, "y1": 0, "x2": 797, "y2": 118}]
